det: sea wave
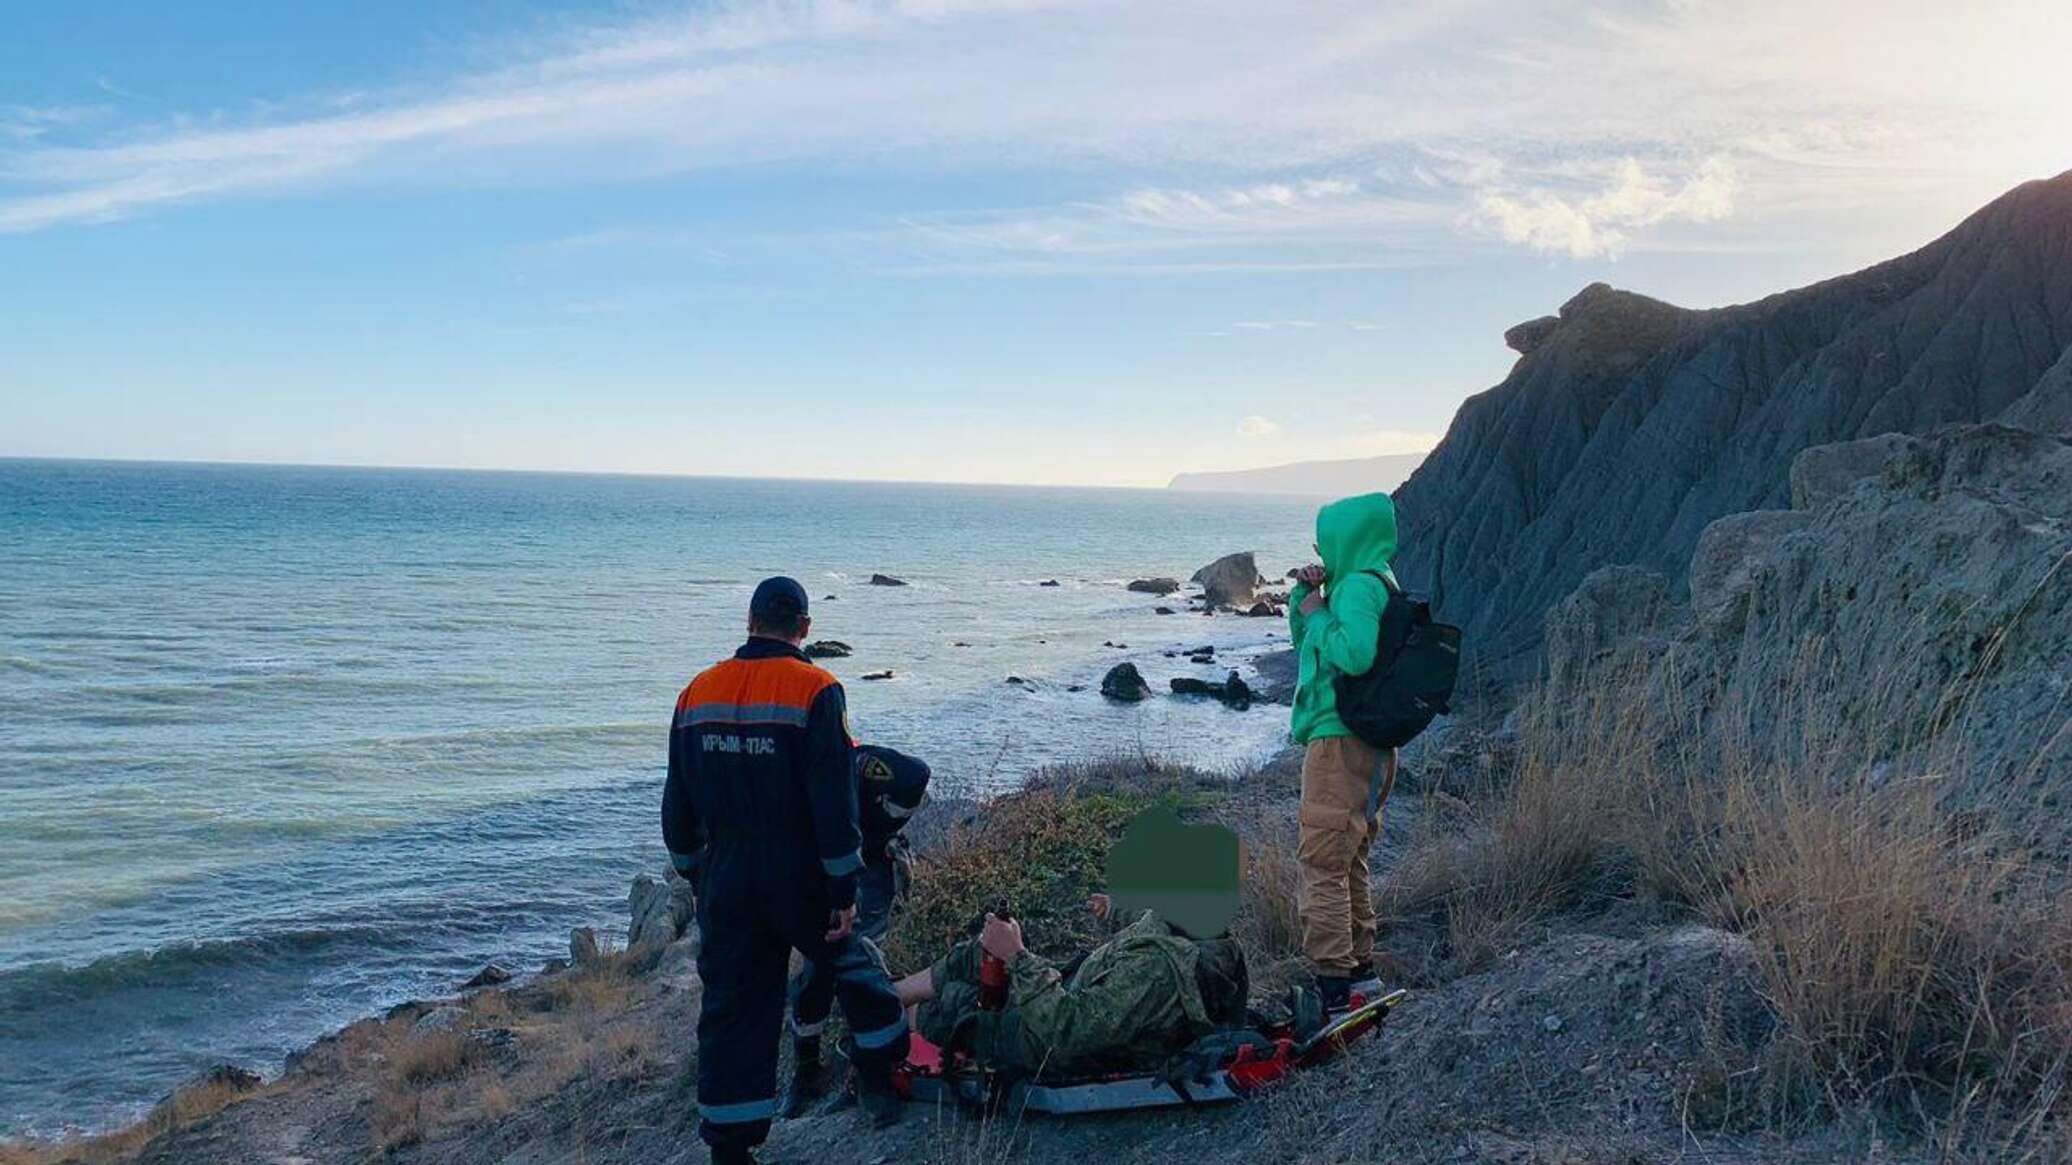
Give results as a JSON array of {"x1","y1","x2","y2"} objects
[{"x1": 0, "y1": 926, "x2": 384, "y2": 1013}]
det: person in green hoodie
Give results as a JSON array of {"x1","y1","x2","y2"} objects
[{"x1": 1286, "y1": 491, "x2": 1400, "y2": 1009}]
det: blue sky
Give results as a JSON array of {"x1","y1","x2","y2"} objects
[{"x1": 3, "y1": 1, "x2": 2068, "y2": 486}]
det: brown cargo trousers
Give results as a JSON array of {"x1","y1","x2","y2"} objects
[{"x1": 1297, "y1": 734, "x2": 1396, "y2": 975}]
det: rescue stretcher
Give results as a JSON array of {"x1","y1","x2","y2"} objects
[{"x1": 895, "y1": 988, "x2": 1407, "y2": 1115}]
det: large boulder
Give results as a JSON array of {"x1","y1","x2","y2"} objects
[
  {"x1": 1191, "y1": 552, "x2": 1266, "y2": 608},
  {"x1": 1687, "y1": 509, "x2": 1813, "y2": 630},
  {"x1": 1541, "y1": 565, "x2": 1677, "y2": 692},
  {"x1": 1100, "y1": 662, "x2": 1149, "y2": 702},
  {"x1": 868, "y1": 573, "x2": 908, "y2": 587},
  {"x1": 803, "y1": 640, "x2": 853, "y2": 659},
  {"x1": 1127, "y1": 577, "x2": 1180, "y2": 595}
]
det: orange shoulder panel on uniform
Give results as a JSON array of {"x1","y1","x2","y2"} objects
[{"x1": 683, "y1": 655, "x2": 836, "y2": 714}]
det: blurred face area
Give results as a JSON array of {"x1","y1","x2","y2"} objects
[{"x1": 1105, "y1": 805, "x2": 1240, "y2": 940}]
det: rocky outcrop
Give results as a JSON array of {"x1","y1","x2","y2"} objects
[
  {"x1": 1391, "y1": 172, "x2": 2072, "y2": 683},
  {"x1": 1546, "y1": 424, "x2": 2072, "y2": 845},
  {"x1": 868, "y1": 573, "x2": 907, "y2": 587},
  {"x1": 803, "y1": 640, "x2": 853, "y2": 659},
  {"x1": 1127, "y1": 577, "x2": 1180, "y2": 595},
  {"x1": 2001, "y1": 344, "x2": 2072, "y2": 434},
  {"x1": 626, "y1": 873, "x2": 697, "y2": 955},
  {"x1": 1504, "y1": 314, "x2": 1561, "y2": 354},
  {"x1": 1191, "y1": 552, "x2": 1266, "y2": 607}
]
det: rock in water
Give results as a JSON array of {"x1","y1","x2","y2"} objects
[
  {"x1": 1168, "y1": 670, "x2": 1255, "y2": 710},
  {"x1": 860, "y1": 670, "x2": 894, "y2": 681},
  {"x1": 1100, "y1": 662, "x2": 1149, "y2": 702},
  {"x1": 1039, "y1": 579, "x2": 1061, "y2": 587},
  {"x1": 803, "y1": 640, "x2": 853, "y2": 659},
  {"x1": 868, "y1": 573, "x2": 907, "y2": 587},
  {"x1": 1127, "y1": 577, "x2": 1181, "y2": 595},
  {"x1": 461, "y1": 963, "x2": 512, "y2": 990},
  {"x1": 1191, "y1": 552, "x2": 1266, "y2": 608},
  {"x1": 1389, "y1": 173, "x2": 2072, "y2": 684},
  {"x1": 1154, "y1": 606, "x2": 1176, "y2": 615}
]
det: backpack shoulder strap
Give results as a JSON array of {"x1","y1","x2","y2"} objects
[{"x1": 1360, "y1": 569, "x2": 1402, "y2": 596}]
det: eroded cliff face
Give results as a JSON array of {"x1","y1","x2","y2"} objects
[
  {"x1": 1542, "y1": 424, "x2": 2072, "y2": 847},
  {"x1": 1391, "y1": 171, "x2": 2072, "y2": 683}
]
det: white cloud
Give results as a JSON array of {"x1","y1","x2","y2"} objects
[
  {"x1": 1231, "y1": 320, "x2": 1318, "y2": 331},
  {"x1": 1237, "y1": 415, "x2": 1281, "y2": 437},
  {"x1": 1470, "y1": 156, "x2": 1737, "y2": 258}
]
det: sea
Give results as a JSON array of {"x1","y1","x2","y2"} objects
[{"x1": 0, "y1": 459, "x2": 1317, "y2": 1136}]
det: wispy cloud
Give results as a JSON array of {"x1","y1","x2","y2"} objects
[
  {"x1": 1, "y1": 0, "x2": 2064, "y2": 248},
  {"x1": 1236, "y1": 415, "x2": 1281, "y2": 438}
]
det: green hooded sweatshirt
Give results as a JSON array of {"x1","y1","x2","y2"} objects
[{"x1": 1287, "y1": 492, "x2": 1399, "y2": 744}]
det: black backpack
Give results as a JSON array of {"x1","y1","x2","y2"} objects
[{"x1": 1332, "y1": 571, "x2": 1461, "y2": 750}]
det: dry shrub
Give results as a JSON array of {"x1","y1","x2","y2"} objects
[
  {"x1": 388, "y1": 1029, "x2": 479, "y2": 1088},
  {"x1": 882, "y1": 782, "x2": 1147, "y2": 971},
  {"x1": 539, "y1": 948, "x2": 637, "y2": 1016},
  {"x1": 1716, "y1": 784, "x2": 2072, "y2": 1134}
]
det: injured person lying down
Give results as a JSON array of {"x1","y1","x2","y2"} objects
[{"x1": 889, "y1": 806, "x2": 1250, "y2": 1080}]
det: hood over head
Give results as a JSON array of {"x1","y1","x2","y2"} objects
[{"x1": 1315, "y1": 492, "x2": 1399, "y2": 585}]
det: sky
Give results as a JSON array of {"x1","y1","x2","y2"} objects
[{"x1": 2, "y1": 1, "x2": 2068, "y2": 487}]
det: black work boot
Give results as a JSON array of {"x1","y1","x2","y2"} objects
[
  {"x1": 851, "y1": 1060, "x2": 905, "y2": 1130},
  {"x1": 708, "y1": 1144, "x2": 757, "y2": 1165},
  {"x1": 782, "y1": 1038, "x2": 830, "y2": 1118},
  {"x1": 1316, "y1": 974, "x2": 1353, "y2": 1013}
]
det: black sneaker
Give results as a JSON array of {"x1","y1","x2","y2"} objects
[
  {"x1": 782, "y1": 1041, "x2": 830, "y2": 1119},
  {"x1": 709, "y1": 1145, "x2": 758, "y2": 1165},
  {"x1": 852, "y1": 1061, "x2": 905, "y2": 1130}
]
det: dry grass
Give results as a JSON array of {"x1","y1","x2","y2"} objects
[
  {"x1": 1229, "y1": 826, "x2": 1308, "y2": 998},
  {"x1": 1379, "y1": 630, "x2": 2072, "y2": 1149}
]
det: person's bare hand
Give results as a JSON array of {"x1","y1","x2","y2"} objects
[
  {"x1": 1087, "y1": 893, "x2": 1111, "y2": 920},
  {"x1": 1299, "y1": 590, "x2": 1327, "y2": 616},
  {"x1": 1295, "y1": 564, "x2": 1326, "y2": 588},
  {"x1": 825, "y1": 905, "x2": 856, "y2": 942},
  {"x1": 979, "y1": 913, "x2": 1025, "y2": 963}
]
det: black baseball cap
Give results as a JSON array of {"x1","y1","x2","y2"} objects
[{"x1": 749, "y1": 576, "x2": 810, "y2": 622}]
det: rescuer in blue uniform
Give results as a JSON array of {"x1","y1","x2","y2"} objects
[
  {"x1": 663, "y1": 578, "x2": 910, "y2": 1163},
  {"x1": 782, "y1": 742, "x2": 931, "y2": 1116}
]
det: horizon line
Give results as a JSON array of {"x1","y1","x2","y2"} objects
[{"x1": 0, "y1": 451, "x2": 1340, "y2": 496}]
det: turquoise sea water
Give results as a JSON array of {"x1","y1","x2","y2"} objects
[{"x1": 0, "y1": 459, "x2": 1315, "y2": 1135}]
